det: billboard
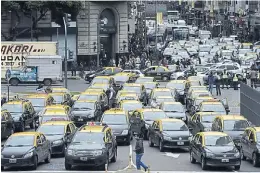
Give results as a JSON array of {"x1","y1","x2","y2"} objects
[
  {"x1": 1, "y1": 42, "x2": 57, "y2": 78},
  {"x1": 156, "y1": 12, "x2": 163, "y2": 25}
]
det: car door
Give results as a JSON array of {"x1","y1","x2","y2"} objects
[
  {"x1": 154, "y1": 122, "x2": 161, "y2": 145},
  {"x1": 155, "y1": 67, "x2": 166, "y2": 80},
  {"x1": 6, "y1": 112, "x2": 13, "y2": 135},
  {"x1": 65, "y1": 124, "x2": 72, "y2": 140},
  {"x1": 36, "y1": 135, "x2": 44, "y2": 161},
  {"x1": 194, "y1": 114, "x2": 201, "y2": 134},
  {"x1": 23, "y1": 103, "x2": 30, "y2": 126},
  {"x1": 189, "y1": 114, "x2": 197, "y2": 134},
  {"x1": 28, "y1": 102, "x2": 35, "y2": 122},
  {"x1": 144, "y1": 67, "x2": 156, "y2": 77},
  {"x1": 191, "y1": 134, "x2": 200, "y2": 160},
  {"x1": 149, "y1": 121, "x2": 156, "y2": 143},
  {"x1": 106, "y1": 130, "x2": 113, "y2": 158},
  {"x1": 40, "y1": 134, "x2": 49, "y2": 159},
  {"x1": 1, "y1": 114, "x2": 7, "y2": 137},
  {"x1": 241, "y1": 129, "x2": 251, "y2": 157},
  {"x1": 247, "y1": 131, "x2": 256, "y2": 159},
  {"x1": 69, "y1": 123, "x2": 77, "y2": 138}
]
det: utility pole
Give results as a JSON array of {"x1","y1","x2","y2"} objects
[
  {"x1": 63, "y1": 13, "x2": 71, "y2": 89},
  {"x1": 155, "y1": 0, "x2": 158, "y2": 65}
]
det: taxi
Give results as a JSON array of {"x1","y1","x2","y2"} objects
[
  {"x1": 159, "y1": 102, "x2": 187, "y2": 122},
  {"x1": 122, "y1": 83, "x2": 148, "y2": 104},
  {"x1": 65, "y1": 122, "x2": 117, "y2": 170},
  {"x1": 43, "y1": 104, "x2": 71, "y2": 114},
  {"x1": 189, "y1": 112, "x2": 219, "y2": 134},
  {"x1": 101, "y1": 108, "x2": 131, "y2": 145},
  {"x1": 148, "y1": 119, "x2": 192, "y2": 151},
  {"x1": 187, "y1": 76, "x2": 201, "y2": 81},
  {"x1": 118, "y1": 100, "x2": 143, "y2": 115},
  {"x1": 185, "y1": 90, "x2": 211, "y2": 108},
  {"x1": 116, "y1": 93, "x2": 139, "y2": 106},
  {"x1": 240, "y1": 42, "x2": 253, "y2": 49},
  {"x1": 150, "y1": 88, "x2": 174, "y2": 104},
  {"x1": 37, "y1": 121, "x2": 77, "y2": 155},
  {"x1": 84, "y1": 88, "x2": 107, "y2": 95},
  {"x1": 49, "y1": 92, "x2": 73, "y2": 107},
  {"x1": 196, "y1": 99, "x2": 229, "y2": 115},
  {"x1": 211, "y1": 115, "x2": 250, "y2": 150},
  {"x1": 40, "y1": 109, "x2": 70, "y2": 124},
  {"x1": 241, "y1": 127, "x2": 260, "y2": 166},
  {"x1": 135, "y1": 77, "x2": 155, "y2": 84},
  {"x1": 188, "y1": 96, "x2": 214, "y2": 115},
  {"x1": 113, "y1": 72, "x2": 136, "y2": 88},
  {"x1": 184, "y1": 80, "x2": 201, "y2": 93},
  {"x1": 190, "y1": 132, "x2": 241, "y2": 170},
  {"x1": 143, "y1": 66, "x2": 172, "y2": 81},
  {"x1": 88, "y1": 83, "x2": 110, "y2": 94},
  {"x1": 1, "y1": 132, "x2": 51, "y2": 170},
  {"x1": 142, "y1": 82, "x2": 159, "y2": 95},
  {"x1": 1, "y1": 110, "x2": 15, "y2": 139},
  {"x1": 166, "y1": 80, "x2": 186, "y2": 103},
  {"x1": 85, "y1": 67, "x2": 122, "y2": 83},
  {"x1": 116, "y1": 90, "x2": 136, "y2": 100},
  {"x1": 90, "y1": 76, "x2": 115, "y2": 86},
  {"x1": 52, "y1": 87, "x2": 70, "y2": 95},
  {"x1": 132, "y1": 108, "x2": 167, "y2": 139},
  {"x1": 26, "y1": 94, "x2": 54, "y2": 113},
  {"x1": 78, "y1": 91, "x2": 109, "y2": 111},
  {"x1": 2, "y1": 100, "x2": 37, "y2": 132},
  {"x1": 151, "y1": 96, "x2": 175, "y2": 108}
]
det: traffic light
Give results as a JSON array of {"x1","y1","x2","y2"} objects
[
  {"x1": 65, "y1": 13, "x2": 71, "y2": 26},
  {"x1": 69, "y1": 50, "x2": 73, "y2": 59}
]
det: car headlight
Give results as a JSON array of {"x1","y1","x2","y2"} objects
[
  {"x1": 234, "y1": 152, "x2": 240, "y2": 158},
  {"x1": 145, "y1": 124, "x2": 149, "y2": 129},
  {"x1": 23, "y1": 151, "x2": 34, "y2": 158},
  {"x1": 89, "y1": 74, "x2": 95, "y2": 77},
  {"x1": 121, "y1": 130, "x2": 129, "y2": 135},
  {"x1": 52, "y1": 140, "x2": 63, "y2": 146},
  {"x1": 206, "y1": 152, "x2": 214, "y2": 158},
  {"x1": 164, "y1": 136, "x2": 172, "y2": 141},
  {"x1": 67, "y1": 149, "x2": 76, "y2": 156},
  {"x1": 93, "y1": 150, "x2": 103, "y2": 156},
  {"x1": 181, "y1": 117, "x2": 186, "y2": 121}
]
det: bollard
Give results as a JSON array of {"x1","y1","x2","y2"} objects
[
  {"x1": 105, "y1": 163, "x2": 108, "y2": 172},
  {"x1": 147, "y1": 165, "x2": 150, "y2": 173},
  {"x1": 128, "y1": 155, "x2": 132, "y2": 168}
]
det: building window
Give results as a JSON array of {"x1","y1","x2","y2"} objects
[
  {"x1": 236, "y1": 0, "x2": 237, "y2": 5},
  {"x1": 128, "y1": 24, "x2": 130, "y2": 32},
  {"x1": 246, "y1": 0, "x2": 248, "y2": 5}
]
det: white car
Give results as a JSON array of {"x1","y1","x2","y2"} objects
[{"x1": 122, "y1": 70, "x2": 144, "y2": 77}]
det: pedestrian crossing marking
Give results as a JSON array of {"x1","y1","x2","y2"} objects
[{"x1": 163, "y1": 152, "x2": 180, "y2": 158}]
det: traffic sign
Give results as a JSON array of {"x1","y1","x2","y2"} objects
[{"x1": 5, "y1": 69, "x2": 11, "y2": 79}]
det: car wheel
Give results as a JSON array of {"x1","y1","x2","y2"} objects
[
  {"x1": 65, "y1": 162, "x2": 72, "y2": 170},
  {"x1": 31, "y1": 156, "x2": 38, "y2": 170},
  {"x1": 30, "y1": 120, "x2": 36, "y2": 129},
  {"x1": 253, "y1": 153, "x2": 260, "y2": 167},
  {"x1": 43, "y1": 79, "x2": 52, "y2": 86},
  {"x1": 190, "y1": 151, "x2": 196, "y2": 163},
  {"x1": 10, "y1": 78, "x2": 19, "y2": 86},
  {"x1": 111, "y1": 148, "x2": 117, "y2": 162},
  {"x1": 159, "y1": 140, "x2": 164, "y2": 152},
  {"x1": 162, "y1": 76, "x2": 168, "y2": 81},
  {"x1": 148, "y1": 136, "x2": 154, "y2": 147},
  {"x1": 201, "y1": 156, "x2": 207, "y2": 170},
  {"x1": 234, "y1": 165, "x2": 240, "y2": 170},
  {"x1": 100, "y1": 156, "x2": 109, "y2": 170},
  {"x1": 45, "y1": 150, "x2": 51, "y2": 163},
  {"x1": 241, "y1": 148, "x2": 246, "y2": 160}
]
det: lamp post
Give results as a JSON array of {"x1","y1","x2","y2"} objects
[{"x1": 155, "y1": 0, "x2": 158, "y2": 65}]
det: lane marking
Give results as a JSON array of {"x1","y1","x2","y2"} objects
[
  {"x1": 130, "y1": 144, "x2": 137, "y2": 168},
  {"x1": 163, "y1": 152, "x2": 180, "y2": 158}
]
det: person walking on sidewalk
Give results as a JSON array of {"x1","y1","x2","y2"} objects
[
  {"x1": 134, "y1": 136, "x2": 148, "y2": 171},
  {"x1": 215, "y1": 73, "x2": 221, "y2": 96},
  {"x1": 208, "y1": 71, "x2": 214, "y2": 94}
]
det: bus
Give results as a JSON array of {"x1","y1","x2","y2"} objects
[
  {"x1": 167, "y1": 10, "x2": 180, "y2": 23},
  {"x1": 165, "y1": 24, "x2": 189, "y2": 41}
]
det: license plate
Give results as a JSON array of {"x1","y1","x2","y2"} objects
[
  {"x1": 221, "y1": 159, "x2": 229, "y2": 162},
  {"x1": 9, "y1": 159, "x2": 17, "y2": 163},
  {"x1": 78, "y1": 118, "x2": 83, "y2": 121},
  {"x1": 177, "y1": 142, "x2": 184, "y2": 145},
  {"x1": 80, "y1": 157, "x2": 88, "y2": 161}
]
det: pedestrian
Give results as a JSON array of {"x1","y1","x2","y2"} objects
[
  {"x1": 208, "y1": 71, "x2": 214, "y2": 94},
  {"x1": 215, "y1": 73, "x2": 221, "y2": 96},
  {"x1": 221, "y1": 69, "x2": 229, "y2": 89},
  {"x1": 1, "y1": 93, "x2": 7, "y2": 106},
  {"x1": 109, "y1": 85, "x2": 116, "y2": 108},
  {"x1": 36, "y1": 84, "x2": 44, "y2": 93},
  {"x1": 71, "y1": 61, "x2": 77, "y2": 76},
  {"x1": 250, "y1": 69, "x2": 257, "y2": 88},
  {"x1": 232, "y1": 73, "x2": 239, "y2": 90},
  {"x1": 134, "y1": 136, "x2": 148, "y2": 171}
]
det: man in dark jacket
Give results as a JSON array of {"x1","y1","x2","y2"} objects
[
  {"x1": 134, "y1": 137, "x2": 148, "y2": 171},
  {"x1": 208, "y1": 72, "x2": 215, "y2": 94},
  {"x1": 215, "y1": 73, "x2": 221, "y2": 96}
]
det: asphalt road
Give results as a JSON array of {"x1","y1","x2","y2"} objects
[{"x1": 2, "y1": 80, "x2": 259, "y2": 172}]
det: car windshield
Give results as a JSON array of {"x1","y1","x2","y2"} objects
[
  {"x1": 153, "y1": 91, "x2": 172, "y2": 98},
  {"x1": 92, "y1": 78, "x2": 109, "y2": 84},
  {"x1": 156, "y1": 98, "x2": 175, "y2": 104},
  {"x1": 257, "y1": 132, "x2": 260, "y2": 142},
  {"x1": 5, "y1": 135, "x2": 34, "y2": 147},
  {"x1": 52, "y1": 95, "x2": 63, "y2": 103},
  {"x1": 222, "y1": 51, "x2": 233, "y2": 56},
  {"x1": 78, "y1": 94, "x2": 98, "y2": 101},
  {"x1": 223, "y1": 120, "x2": 249, "y2": 131},
  {"x1": 162, "y1": 122, "x2": 188, "y2": 131},
  {"x1": 123, "y1": 86, "x2": 141, "y2": 94},
  {"x1": 37, "y1": 125, "x2": 65, "y2": 135},
  {"x1": 166, "y1": 83, "x2": 185, "y2": 90},
  {"x1": 72, "y1": 132, "x2": 104, "y2": 144},
  {"x1": 122, "y1": 103, "x2": 142, "y2": 111},
  {"x1": 136, "y1": 78, "x2": 153, "y2": 83},
  {"x1": 114, "y1": 76, "x2": 129, "y2": 82},
  {"x1": 73, "y1": 102, "x2": 95, "y2": 110},
  {"x1": 196, "y1": 67, "x2": 207, "y2": 72},
  {"x1": 163, "y1": 104, "x2": 184, "y2": 112},
  {"x1": 41, "y1": 116, "x2": 68, "y2": 123},
  {"x1": 205, "y1": 135, "x2": 233, "y2": 146},
  {"x1": 201, "y1": 115, "x2": 218, "y2": 123},
  {"x1": 90, "y1": 85, "x2": 109, "y2": 90},
  {"x1": 102, "y1": 114, "x2": 127, "y2": 125},
  {"x1": 195, "y1": 99, "x2": 209, "y2": 106},
  {"x1": 119, "y1": 95, "x2": 138, "y2": 101},
  {"x1": 27, "y1": 98, "x2": 45, "y2": 107},
  {"x1": 143, "y1": 83, "x2": 156, "y2": 90},
  {"x1": 143, "y1": 111, "x2": 166, "y2": 121},
  {"x1": 2, "y1": 104, "x2": 23, "y2": 113},
  {"x1": 201, "y1": 104, "x2": 226, "y2": 112}
]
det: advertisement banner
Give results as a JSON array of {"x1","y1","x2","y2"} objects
[
  {"x1": 1, "y1": 42, "x2": 57, "y2": 78},
  {"x1": 156, "y1": 12, "x2": 163, "y2": 25}
]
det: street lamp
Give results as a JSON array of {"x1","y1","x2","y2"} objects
[{"x1": 97, "y1": 18, "x2": 106, "y2": 68}]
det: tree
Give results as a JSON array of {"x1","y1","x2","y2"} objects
[{"x1": 1, "y1": 1, "x2": 82, "y2": 41}]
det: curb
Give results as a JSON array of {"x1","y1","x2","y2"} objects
[{"x1": 67, "y1": 76, "x2": 81, "y2": 80}]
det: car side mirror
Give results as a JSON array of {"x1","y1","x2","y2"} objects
[
  {"x1": 249, "y1": 139, "x2": 254, "y2": 143},
  {"x1": 38, "y1": 142, "x2": 43, "y2": 146},
  {"x1": 1, "y1": 121, "x2": 6, "y2": 124},
  {"x1": 154, "y1": 128, "x2": 159, "y2": 131},
  {"x1": 24, "y1": 110, "x2": 30, "y2": 114},
  {"x1": 66, "y1": 138, "x2": 72, "y2": 144}
]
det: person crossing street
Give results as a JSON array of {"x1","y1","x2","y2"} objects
[
  {"x1": 233, "y1": 73, "x2": 239, "y2": 90},
  {"x1": 215, "y1": 73, "x2": 221, "y2": 96},
  {"x1": 221, "y1": 69, "x2": 229, "y2": 89},
  {"x1": 134, "y1": 136, "x2": 148, "y2": 172}
]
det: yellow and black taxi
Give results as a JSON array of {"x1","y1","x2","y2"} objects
[
  {"x1": 118, "y1": 100, "x2": 143, "y2": 115},
  {"x1": 149, "y1": 88, "x2": 174, "y2": 104},
  {"x1": 166, "y1": 80, "x2": 186, "y2": 103},
  {"x1": 52, "y1": 87, "x2": 71, "y2": 95},
  {"x1": 65, "y1": 122, "x2": 117, "y2": 170},
  {"x1": 151, "y1": 96, "x2": 175, "y2": 108},
  {"x1": 85, "y1": 67, "x2": 122, "y2": 83},
  {"x1": 1, "y1": 132, "x2": 51, "y2": 170},
  {"x1": 142, "y1": 82, "x2": 159, "y2": 95},
  {"x1": 37, "y1": 121, "x2": 77, "y2": 155},
  {"x1": 43, "y1": 104, "x2": 71, "y2": 115},
  {"x1": 116, "y1": 93, "x2": 139, "y2": 105},
  {"x1": 2, "y1": 100, "x2": 37, "y2": 132},
  {"x1": 71, "y1": 100, "x2": 103, "y2": 126},
  {"x1": 135, "y1": 76, "x2": 155, "y2": 84},
  {"x1": 49, "y1": 92, "x2": 73, "y2": 107},
  {"x1": 88, "y1": 83, "x2": 110, "y2": 95},
  {"x1": 101, "y1": 108, "x2": 131, "y2": 145},
  {"x1": 211, "y1": 115, "x2": 250, "y2": 150},
  {"x1": 189, "y1": 132, "x2": 241, "y2": 170},
  {"x1": 241, "y1": 127, "x2": 260, "y2": 167},
  {"x1": 143, "y1": 66, "x2": 173, "y2": 81},
  {"x1": 90, "y1": 76, "x2": 115, "y2": 87},
  {"x1": 196, "y1": 100, "x2": 227, "y2": 115},
  {"x1": 188, "y1": 96, "x2": 214, "y2": 115},
  {"x1": 113, "y1": 72, "x2": 136, "y2": 89},
  {"x1": 189, "y1": 112, "x2": 219, "y2": 135},
  {"x1": 148, "y1": 119, "x2": 192, "y2": 151},
  {"x1": 122, "y1": 83, "x2": 148, "y2": 104},
  {"x1": 1, "y1": 110, "x2": 15, "y2": 139},
  {"x1": 132, "y1": 108, "x2": 167, "y2": 139},
  {"x1": 185, "y1": 85, "x2": 207, "y2": 99},
  {"x1": 39, "y1": 109, "x2": 70, "y2": 124},
  {"x1": 159, "y1": 102, "x2": 187, "y2": 122},
  {"x1": 78, "y1": 91, "x2": 109, "y2": 111},
  {"x1": 184, "y1": 79, "x2": 202, "y2": 93},
  {"x1": 26, "y1": 94, "x2": 54, "y2": 113},
  {"x1": 186, "y1": 90, "x2": 212, "y2": 108}
]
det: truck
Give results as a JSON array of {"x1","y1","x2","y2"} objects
[{"x1": 7, "y1": 55, "x2": 63, "y2": 86}]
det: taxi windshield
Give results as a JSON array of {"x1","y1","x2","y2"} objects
[
  {"x1": 156, "y1": 98, "x2": 175, "y2": 104},
  {"x1": 223, "y1": 120, "x2": 249, "y2": 131},
  {"x1": 136, "y1": 78, "x2": 153, "y2": 83},
  {"x1": 72, "y1": 132, "x2": 104, "y2": 144},
  {"x1": 166, "y1": 83, "x2": 185, "y2": 90},
  {"x1": 52, "y1": 95, "x2": 63, "y2": 103},
  {"x1": 27, "y1": 98, "x2": 45, "y2": 107},
  {"x1": 122, "y1": 103, "x2": 142, "y2": 111},
  {"x1": 92, "y1": 78, "x2": 109, "y2": 84},
  {"x1": 5, "y1": 135, "x2": 34, "y2": 147},
  {"x1": 143, "y1": 111, "x2": 166, "y2": 121},
  {"x1": 73, "y1": 102, "x2": 95, "y2": 110},
  {"x1": 153, "y1": 91, "x2": 172, "y2": 98},
  {"x1": 37, "y1": 125, "x2": 65, "y2": 135},
  {"x1": 143, "y1": 83, "x2": 157, "y2": 90},
  {"x1": 222, "y1": 51, "x2": 233, "y2": 56},
  {"x1": 163, "y1": 104, "x2": 184, "y2": 112},
  {"x1": 119, "y1": 96, "x2": 138, "y2": 101},
  {"x1": 90, "y1": 84, "x2": 109, "y2": 90},
  {"x1": 205, "y1": 135, "x2": 233, "y2": 146},
  {"x1": 2, "y1": 104, "x2": 23, "y2": 113},
  {"x1": 78, "y1": 94, "x2": 98, "y2": 101},
  {"x1": 201, "y1": 104, "x2": 226, "y2": 113},
  {"x1": 201, "y1": 115, "x2": 218, "y2": 123},
  {"x1": 114, "y1": 76, "x2": 129, "y2": 82},
  {"x1": 162, "y1": 122, "x2": 188, "y2": 131},
  {"x1": 41, "y1": 116, "x2": 68, "y2": 123},
  {"x1": 123, "y1": 86, "x2": 141, "y2": 94},
  {"x1": 102, "y1": 114, "x2": 127, "y2": 125}
]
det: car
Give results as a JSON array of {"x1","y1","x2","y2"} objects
[
  {"x1": 65, "y1": 122, "x2": 117, "y2": 170},
  {"x1": 26, "y1": 94, "x2": 54, "y2": 113},
  {"x1": 113, "y1": 72, "x2": 136, "y2": 88},
  {"x1": 1, "y1": 132, "x2": 51, "y2": 170},
  {"x1": 49, "y1": 92, "x2": 73, "y2": 107},
  {"x1": 101, "y1": 108, "x2": 131, "y2": 145},
  {"x1": 159, "y1": 102, "x2": 187, "y2": 122},
  {"x1": 149, "y1": 88, "x2": 174, "y2": 104},
  {"x1": 195, "y1": 99, "x2": 227, "y2": 115},
  {"x1": 135, "y1": 77, "x2": 155, "y2": 84},
  {"x1": 186, "y1": 90, "x2": 212, "y2": 109},
  {"x1": 151, "y1": 96, "x2": 175, "y2": 108},
  {"x1": 240, "y1": 127, "x2": 260, "y2": 167},
  {"x1": 2, "y1": 100, "x2": 37, "y2": 132},
  {"x1": 118, "y1": 100, "x2": 143, "y2": 115},
  {"x1": 90, "y1": 76, "x2": 116, "y2": 86},
  {"x1": 143, "y1": 66, "x2": 173, "y2": 81},
  {"x1": 148, "y1": 119, "x2": 192, "y2": 151},
  {"x1": 37, "y1": 121, "x2": 77, "y2": 155},
  {"x1": 116, "y1": 93, "x2": 139, "y2": 105},
  {"x1": 189, "y1": 132, "x2": 241, "y2": 170},
  {"x1": 52, "y1": 87, "x2": 71, "y2": 95},
  {"x1": 88, "y1": 84, "x2": 110, "y2": 97},
  {"x1": 184, "y1": 80, "x2": 202, "y2": 93},
  {"x1": 71, "y1": 100, "x2": 103, "y2": 126},
  {"x1": 85, "y1": 67, "x2": 122, "y2": 83},
  {"x1": 166, "y1": 80, "x2": 186, "y2": 103},
  {"x1": 40, "y1": 109, "x2": 70, "y2": 124},
  {"x1": 142, "y1": 82, "x2": 159, "y2": 95},
  {"x1": 1, "y1": 110, "x2": 15, "y2": 139},
  {"x1": 122, "y1": 83, "x2": 148, "y2": 104},
  {"x1": 42, "y1": 104, "x2": 71, "y2": 115},
  {"x1": 189, "y1": 112, "x2": 219, "y2": 134},
  {"x1": 122, "y1": 69, "x2": 144, "y2": 77},
  {"x1": 188, "y1": 96, "x2": 214, "y2": 115},
  {"x1": 211, "y1": 115, "x2": 251, "y2": 150}
]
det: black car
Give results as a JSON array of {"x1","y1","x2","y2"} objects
[
  {"x1": 71, "y1": 100, "x2": 103, "y2": 126},
  {"x1": 1, "y1": 110, "x2": 15, "y2": 139},
  {"x1": 143, "y1": 66, "x2": 173, "y2": 81},
  {"x1": 189, "y1": 132, "x2": 241, "y2": 170},
  {"x1": 85, "y1": 67, "x2": 122, "y2": 83},
  {"x1": 1, "y1": 132, "x2": 51, "y2": 170},
  {"x1": 37, "y1": 121, "x2": 77, "y2": 155},
  {"x1": 148, "y1": 119, "x2": 192, "y2": 151},
  {"x1": 65, "y1": 122, "x2": 117, "y2": 170}
]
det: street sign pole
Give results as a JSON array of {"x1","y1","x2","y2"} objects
[{"x1": 6, "y1": 69, "x2": 11, "y2": 101}]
